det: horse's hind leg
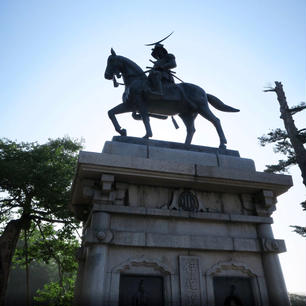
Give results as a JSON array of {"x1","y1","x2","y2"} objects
[
  {"x1": 108, "y1": 103, "x2": 132, "y2": 136},
  {"x1": 179, "y1": 113, "x2": 197, "y2": 145},
  {"x1": 198, "y1": 106, "x2": 227, "y2": 148},
  {"x1": 137, "y1": 98, "x2": 153, "y2": 139},
  {"x1": 142, "y1": 114, "x2": 153, "y2": 139}
]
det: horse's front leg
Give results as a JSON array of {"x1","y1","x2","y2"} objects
[{"x1": 108, "y1": 103, "x2": 132, "y2": 136}]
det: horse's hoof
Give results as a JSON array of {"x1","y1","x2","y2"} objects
[
  {"x1": 120, "y1": 129, "x2": 127, "y2": 136},
  {"x1": 142, "y1": 134, "x2": 152, "y2": 139},
  {"x1": 219, "y1": 144, "x2": 227, "y2": 149},
  {"x1": 143, "y1": 132, "x2": 152, "y2": 139}
]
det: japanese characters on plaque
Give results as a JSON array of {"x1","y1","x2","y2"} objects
[{"x1": 179, "y1": 256, "x2": 202, "y2": 306}]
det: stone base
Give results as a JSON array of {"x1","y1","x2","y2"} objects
[{"x1": 71, "y1": 137, "x2": 292, "y2": 306}]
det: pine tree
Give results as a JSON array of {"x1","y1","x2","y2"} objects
[{"x1": 259, "y1": 81, "x2": 306, "y2": 237}]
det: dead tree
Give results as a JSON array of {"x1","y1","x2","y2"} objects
[{"x1": 264, "y1": 81, "x2": 306, "y2": 187}]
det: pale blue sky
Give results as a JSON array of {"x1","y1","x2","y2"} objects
[{"x1": 1, "y1": 0, "x2": 305, "y2": 294}]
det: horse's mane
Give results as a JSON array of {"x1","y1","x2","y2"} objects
[{"x1": 118, "y1": 55, "x2": 147, "y2": 79}]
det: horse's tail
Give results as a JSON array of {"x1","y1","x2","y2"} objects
[{"x1": 207, "y1": 94, "x2": 240, "y2": 112}]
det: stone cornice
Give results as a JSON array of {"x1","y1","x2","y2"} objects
[
  {"x1": 83, "y1": 228, "x2": 286, "y2": 254},
  {"x1": 71, "y1": 151, "x2": 292, "y2": 207},
  {"x1": 90, "y1": 203, "x2": 273, "y2": 224}
]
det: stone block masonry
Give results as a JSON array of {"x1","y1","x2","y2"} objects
[{"x1": 71, "y1": 136, "x2": 292, "y2": 306}]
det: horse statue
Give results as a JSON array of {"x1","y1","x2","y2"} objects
[{"x1": 104, "y1": 48, "x2": 239, "y2": 148}]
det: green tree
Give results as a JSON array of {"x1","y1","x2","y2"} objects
[
  {"x1": 260, "y1": 81, "x2": 306, "y2": 237},
  {"x1": 34, "y1": 278, "x2": 75, "y2": 306},
  {"x1": 0, "y1": 137, "x2": 82, "y2": 306},
  {"x1": 289, "y1": 293, "x2": 306, "y2": 306},
  {"x1": 5, "y1": 259, "x2": 56, "y2": 306},
  {"x1": 12, "y1": 223, "x2": 80, "y2": 306}
]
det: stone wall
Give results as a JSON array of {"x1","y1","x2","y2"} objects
[{"x1": 71, "y1": 137, "x2": 292, "y2": 306}]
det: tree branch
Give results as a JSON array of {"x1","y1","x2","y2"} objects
[
  {"x1": 0, "y1": 206, "x2": 19, "y2": 215},
  {"x1": 289, "y1": 102, "x2": 306, "y2": 115},
  {"x1": 31, "y1": 216, "x2": 71, "y2": 224},
  {"x1": 263, "y1": 87, "x2": 276, "y2": 92},
  {"x1": 69, "y1": 223, "x2": 82, "y2": 239}
]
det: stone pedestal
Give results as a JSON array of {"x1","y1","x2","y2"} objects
[{"x1": 71, "y1": 136, "x2": 292, "y2": 306}]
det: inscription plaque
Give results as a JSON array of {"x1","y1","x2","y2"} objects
[
  {"x1": 179, "y1": 256, "x2": 202, "y2": 306},
  {"x1": 213, "y1": 276, "x2": 255, "y2": 306},
  {"x1": 119, "y1": 274, "x2": 164, "y2": 306}
]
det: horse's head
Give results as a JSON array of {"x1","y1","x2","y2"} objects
[{"x1": 104, "y1": 48, "x2": 122, "y2": 80}]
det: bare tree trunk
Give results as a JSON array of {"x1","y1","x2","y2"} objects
[
  {"x1": 0, "y1": 217, "x2": 29, "y2": 306},
  {"x1": 266, "y1": 81, "x2": 306, "y2": 187},
  {"x1": 24, "y1": 229, "x2": 30, "y2": 306}
]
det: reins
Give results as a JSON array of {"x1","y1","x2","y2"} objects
[{"x1": 112, "y1": 69, "x2": 184, "y2": 87}]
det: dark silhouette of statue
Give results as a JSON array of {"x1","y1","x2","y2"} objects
[
  {"x1": 146, "y1": 33, "x2": 177, "y2": 96},
  {"x1": 224, "y1": 285, "x2": 243, "y2": 306},
  {"x1": 133, "y1": 280, "x2": 148, "y2": 306},
  {"x1": 104, "y1": 34, "x2": 240, "y2": 148}
]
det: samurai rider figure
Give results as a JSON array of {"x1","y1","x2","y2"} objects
[{"x1": 146, "y1": 32, "x2": 177, "y2": 96}]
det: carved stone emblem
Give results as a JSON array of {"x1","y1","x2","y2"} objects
[
  {"x1": 178, "y1": 191, "x2": 199, "y2": 212},
  {"x1": 83, "y1": 229, "x2": 113, "y2": 245},
  {"x1": 261, "y1": 238, "x2": 286, "y2": 253}
]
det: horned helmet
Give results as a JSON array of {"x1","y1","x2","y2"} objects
[{"x1": 145, "y1": 32, "x2": 173, "y2": 59}]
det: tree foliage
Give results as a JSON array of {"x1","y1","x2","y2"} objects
[
  {"x1": 0, "y1": 137, "x2": 82, "y2": 305},
  {"x1": 258, "y1": 103, "x2": 306, "y2": 173},
  {"x1": 14, "y1": 223, "x2": 79, "y2": 279},
  {"x1": 0, "y1": 137, "x2": 82, "y2": 224},
  {"x1": 34, "y1": 277, "x2": 75, "y2": 306},
  {"x1": 290, "y1": 200, "x2": 306, "y2": 238},
  {"x1": 12, "y1": 224, "x2": 80, "y2": 306},
  {"x1": 289, "y1": 293, "x2": 306, "y2": 306}
]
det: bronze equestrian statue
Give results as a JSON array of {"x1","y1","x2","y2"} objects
[{"x1": 104, "y1": 35, "x2": 239, "y2": 148}]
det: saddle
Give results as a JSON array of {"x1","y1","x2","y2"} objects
[
  {"x1": 146, "y1": 82, "x2": 179, "y2": 100},
  {"x1": 146, "y1": 82, "x2": 197, "y2": 110}
]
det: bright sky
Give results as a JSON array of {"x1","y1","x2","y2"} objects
[{"x1": 1, "y1": 0, "x2": 305, "y2": 294}]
